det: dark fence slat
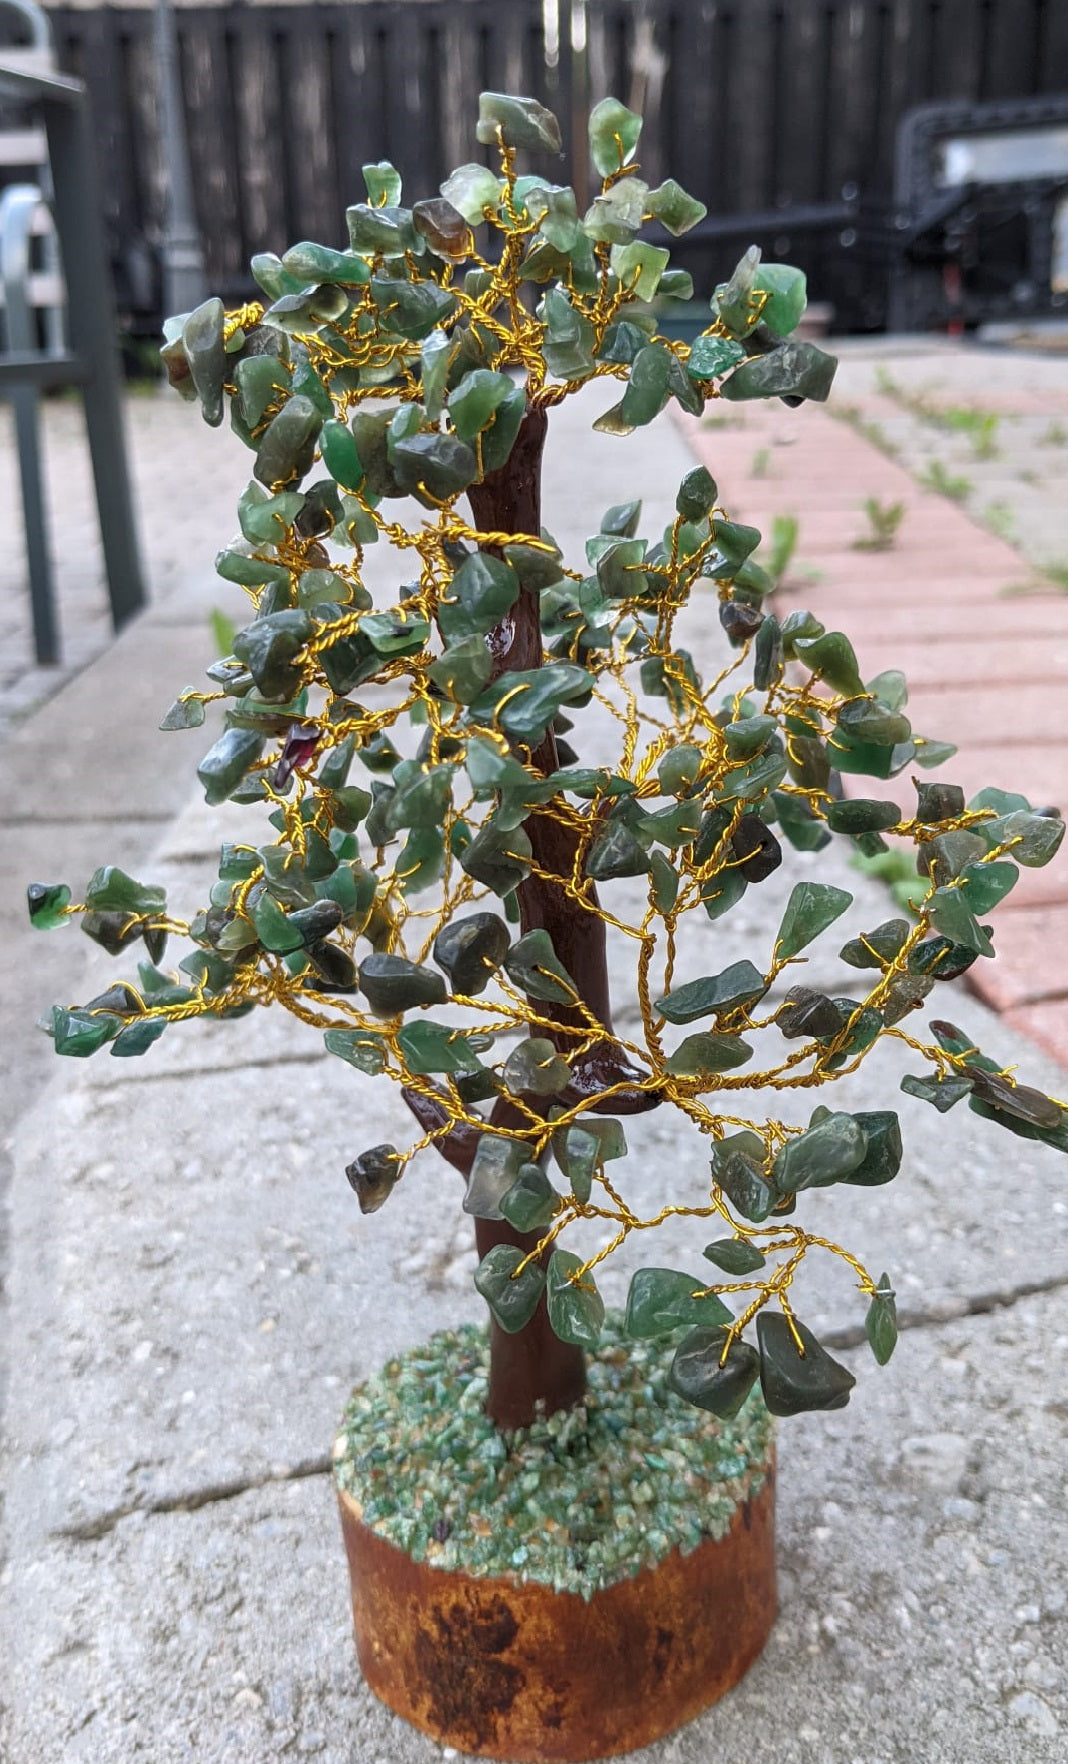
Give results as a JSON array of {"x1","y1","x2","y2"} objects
[
  {"x1": 41, "y1": 0, "x2": 1068, "y2": 336},
  {"x1": 181, "y1": 11, "x2": 245, "y2": 288}
]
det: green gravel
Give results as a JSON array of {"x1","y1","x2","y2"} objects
[{"x1": 333, "y1": 1314, "x2": 773, "y2": 1601}]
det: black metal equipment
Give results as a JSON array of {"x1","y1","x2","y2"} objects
[{"x1": 888, "y1": 94, "x2": 1068, "y2": 333}]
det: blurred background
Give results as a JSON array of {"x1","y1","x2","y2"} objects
[{"x1": 3, "y1": 0, "x2": 1067, "y2": 365}]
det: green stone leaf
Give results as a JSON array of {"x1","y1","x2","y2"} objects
[
  {"x1": 655, "y1": 960, "x2": 767, "y2": 1024},
  {"x1": 980, "y1": 809, "x2": 1065, "y2": 868},
  {"x1": 370, "y1": 275, "x2": 457, "y2": 342},
  {"x1": 523, "y1": 182, "x2": 581, "y2": 251},
  {"x1": 49, "y1": 1005, "x2": 120, "y2": 1057},
  {"x1": 539, "y1": 287, "x2": 597, "y2": 381},
  {"x1": 363, "y1": 161, "x2": 402, "y2": 205},
  {"x1": 793, "y1": 630, "x2": 866, "y2": 697},
  {"x1": 624, "y1": 1268, "x2": 732, "y2": 1339},
  {"x1": 470, "y1": 663, "x2": 592, "y2": 744},
  {"x1": 836, "y1": 698, "x2": 911, "y2": 748},
  {"x1": 712, "y1": 245, "x2": 761, "y2": 337},
  {"x1": 249, "y1": 890, "x2": 301, "y2": 953},
  {"x1": 645, "y1": 177, "x2": 706, "y2": 235},
  {"x1": 901, "y1": 1071, "x2": 974, "y2": 1113},
  {"x1": 687, "y1": 333, "x2": 746, "y2": 382},
  {"x1": 464, "y1": 1134, "x2": 530, "y2": 1220},
  {"x1": 675, "y1": 467, "x2": 717, "y2": 523},
  {"x1": 84, "y1": 866, "x2": 165, "y2": 917},
  {"x1": 345, "y1": 203, "x2": 420, "y2": 256},
  {"x1": 282, "y1": 241, "x2": 370, "y2": 286},
  {"x1": 197, "y1": 728, "x2": 265, "y2": 805},
  {"x1": 427, "y1": 636, "x2": 493, "y2": 704},
  {"x1": 503, "y1": 928, "x2": 576, "y2": 1004},
  {"x1": 159, "y1": 690, "x2": 206, "y2": 732},
  {"x1": 598, "y1": 319, "x2": 650, "y2": 366},
  {"x1": 618, "y1": 341, "x2": 674, "y2": 428},
  {"x1": 825, "y1": 798, "x2": 900, "y2": 836},
  {"x1": 254, "y1": 395, "x2": 323, "y2": 489},
  {"x1": 611, "y1": 240, "x2": 670, "y2": 301},
  {"x1": 447, "y1": 369, "x2": 514, "y2": 441},
  {"x1": 775, "y1": 881, "x2": 852, "y2": 960},
  {"x1": 773, "y1": 791, "x2": 829, "y2": 854},
  {"x1": 319, "y1": 419, "x2": 364, "y2": 492},
  {"x1": 912, "y1": 738, "x2": 957, "y2": 771},
  {"x1": 396, "y1": 1020, "x2": 483, "y2": 1077},
  {"x1": 669, "y1": 1327, "x2": 760, "y2": 1419},
  {"x1": 552, "y1": 1119, "x2": 625, "y2": 1204},
  {"x1": 499, "y1": 1164, "x2": 558, "y2": 1233},
  {"x1": 957, "y1": 860, "x2": 1018, "y2": 915},
  {"x1": 588, "y1": 96, "x2": 642, "y2": 176},
  {"x1": 773, "y1": 1110, "x2": 868, "y2": 1193},
  {"x1": 665, "y1": 1032, "x2": 754, "y2": 1076},
  {"x1": 358, "y1": 953, "x2": 447, "y2": 1014},
  {"x1": 110, "y1": 1016, "x2": 167, "y2": 1058},
  {"x1": 753, "y1": 263, "x2": 808, "y2": 335},
  {"x1": 460, "y1": 821, "x2": 532, "y2": 894},
  {"x1": 724, "y1": 715, "x2": 776, "y2": 760},
  {"x1": 27, "y1": 882, "x2": 71, "y2": 930},
  {"x1": 503, "y1": 535, "x2": 564, "y2": 592},
  {"x1": 432, "y1": 912, "x2": 510, "y2": 996},
  {"x1": 324, "y1": 1027, "x2": 387, "y2": 1074},
  {"x1": 474, "y1": 1244, "x2": 547, "y2": 1334},
  {"x1": 839, "y1": 918, "x2": 911, "y2": 970},
  {"x1": 478, "y1": 385, "x2": 527, "y2": 476},
  {"x1": 440, "y1": 163, "x2": 502, "y2": 225},
  {"x1": 182, "y1": 296, "x2": 227, "y2": 426},
  {"x1": 865, "y1": 1275, "x2": 898, "y2": 1365},
  {"x1": 928, "y1": 888, "x2": 994, "y2": 958},
  {"x1": 546, "y1": 1250, "x2": 604, "y2": 1348},
  {"x1": 702, "y1": 1238, "x2": 767, "y2": 1276},
  {"x1": 439, "y1": 552, "x2": 519, "y2": 641},
  {"x1": 586, "y1": 822, "x2": 651, "y2": 880},
  {"x1": 502, "y1": 1037, "x2": 571, "y2": 1096},
  {"x1": 820, "y1": 1002, "x2": 883, "y2": 1071},
  {"x1": 699, "y1": 867, "x2": 748, "y2": 924},
  {"x1": 711, "y1": 1131, "x2": 774, "y2": 1223},
  {"x1": 757, "y1": 1313, "x2": 856, "y2": 1416},
  {"x1": 843, "y1": 1112, "x2": 903, "y2": 1187},
  {"x1": 719, "y1": 339, "x2": 837, "y2": 404},
  {"x1": 396, "y1": 825, "x2": 446, "y2": 896},
  {"x1": 391, "y1": 430, "x2": 477, "y2": 500},
  {"x1": 477, "y1": 92, "x2": 562, "y2": 154},
  {"x1": 649, "y1": 851, "x2": 680, "y2": 914},
  {"x1": 233, "y1": 609, "x2": 313, "y2": 700}
]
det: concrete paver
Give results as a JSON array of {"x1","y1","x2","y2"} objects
[{"x1": 2, "y1": 362, "x2": 1068, "y2": 1762}]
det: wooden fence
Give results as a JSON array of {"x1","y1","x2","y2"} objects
[{"x1": 39, "y1": 0, "x2": 1068, "y2": 328}]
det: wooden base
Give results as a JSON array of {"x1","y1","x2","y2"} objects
[{"x1": 337, "y1": 1458, "x2": 776, "y2": 1761}]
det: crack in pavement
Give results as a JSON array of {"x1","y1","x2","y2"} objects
[
  {"x1": 90, "y1": 1049, "x2": 329, "y2": 1090},
  {"x1": 53, "y1": 1454, "x2": 333, "y2": 1543},
  {"x1": 46, "y1": 1266, "x2": 1068, "y2": 1547},
  {"x1": 822, "y1": 1266, "x2": 1068, "y2": 1350}
]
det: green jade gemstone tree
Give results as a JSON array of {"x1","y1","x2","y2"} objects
[{"x1": 31, "y1": 93, "x2": 1068, "y2": 1439}]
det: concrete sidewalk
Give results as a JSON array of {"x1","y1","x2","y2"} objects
[{"x1": 2, "y1": 366, "x2": 1067, "y2": 1763}]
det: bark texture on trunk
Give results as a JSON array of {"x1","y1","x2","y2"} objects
[{"x1": 406, "y1": 405, "x2": 655, "y2": 1429}]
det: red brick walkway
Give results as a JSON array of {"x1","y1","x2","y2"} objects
[{"x1": 680, "y1": 397, "x2": 1068, "y2": 1069}]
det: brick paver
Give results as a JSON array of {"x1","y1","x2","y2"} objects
[{"x1": 682, "y1": 342, "x2": 1068, "y2": 1064}]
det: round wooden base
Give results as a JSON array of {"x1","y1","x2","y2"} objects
[{"x1": 337, "y1": 1457, "x2": 776, "y2": 1762}]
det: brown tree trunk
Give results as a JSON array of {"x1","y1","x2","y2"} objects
[{"x1": 408, "y1": 404, "x2": 656, "y2": 1429}]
